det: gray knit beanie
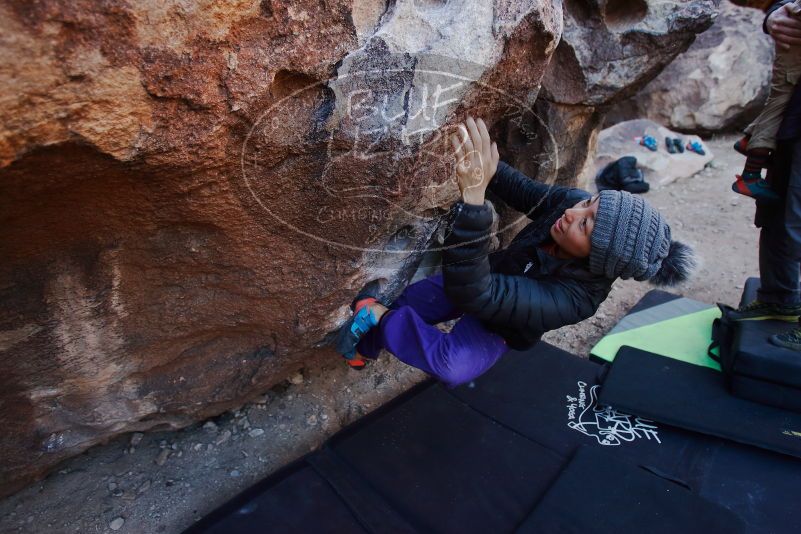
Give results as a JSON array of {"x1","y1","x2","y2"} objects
[{"x1": 589, "y1": 190, "x2": 695, "y2": 286}]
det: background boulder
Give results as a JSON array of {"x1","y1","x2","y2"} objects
[
  {"x1": 504, "y1": 0, "x2": 718, "y2": 189},
  {"x1": 0, "y1": 0, "x2": 563, "y2": 499},
  {"x1": 605, "y1": 1, "x2": 773, "y2": 133}
]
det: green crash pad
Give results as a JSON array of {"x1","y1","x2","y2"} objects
[{"x1": 591, "y1": 291, "x2": 721, "y2": 371}]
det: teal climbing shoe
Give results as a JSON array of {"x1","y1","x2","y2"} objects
[{"x1": 336, "y1": 304, "x2": 380, "y2": 361}]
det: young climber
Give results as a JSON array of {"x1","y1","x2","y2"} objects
[
  {"x1": 336, "y1": 117, "x2": 695, "y2": 384},
  {"x1": 732, "y1": 0, "x2": 801, "y2": 201}
]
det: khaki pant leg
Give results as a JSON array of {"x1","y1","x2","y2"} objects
[{"x1": 747, "y1": 46, "x2": 801, "y2": 151}]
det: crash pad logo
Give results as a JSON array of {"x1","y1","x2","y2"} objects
[{"x1": 566, "y1": 381, "x2": 661, "y2": 446}]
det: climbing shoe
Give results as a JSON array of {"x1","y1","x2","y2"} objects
[
  {"x1": 728, "y1": 300, "x2": 801, "y2": 322},
  {"x1": 686, "y1": 140, "x2": 706, "y2": 155},
  {"x1": 733, "y1": 136, "x2": 749, "y2": 156},
  {"x1": 731, "y1": 175, "x2": 780, "y2": 202},
  {"x1": 637, "y1": 135, "x2": 658, "y2": 152},
  {"x1": 336, "y1": 304, "x2": 380, "y2": 361},
  {"x1": 672, "y1": 138, "x2": 685, "y2": 153},
  {"x1": 770, "y1": 326, "x2": 801, "y2": 352},
  {"x1": 666, "y1": 137, "x2": 676, "y2": 154},
  {"x1": 335, "y1": 279, "x2": 387, "y2": 365},
  {"x1": 344, "y1": 355, "x2": 369, "y2": 370}
]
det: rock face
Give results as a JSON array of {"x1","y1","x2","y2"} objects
[
  {"x1": 0, "y1": 0, "x2": 716, "y2": 498},
  {"x1": 517, "y1": 0, "x2": 718, "y2": 187},
  {"x1": 606, "y1": 1, "x2": 773, "y2": 133},
  {"x1": 503, "y1": 0, "x2": 718, "y2": 188},
  {"x1": 0, "y1": 0, "x2": 563, "y2": 498},
  {"x1": 590, "y1": 119, "x2": 714, "y2": 188}
]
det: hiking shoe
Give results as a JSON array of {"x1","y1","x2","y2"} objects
[
  {"x1": 673, "y1": 138, "x2": 685, "y2": 153},
  {"x1": 728, "y1": 300, "x2": 801, "y2": 322},
  {"x1": 770, "y1": 327, "x2": 801, "y2": 351},
  {"x1": 666, "y1": 137, "x2": 676, "y2": 154},
  {"x1": 731, "y1": 175, "x2": 780, "y2": 202}
]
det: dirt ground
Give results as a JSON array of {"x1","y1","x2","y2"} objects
[{"x1": 0, "y1": 134, "x2": 761, "y2": 534}]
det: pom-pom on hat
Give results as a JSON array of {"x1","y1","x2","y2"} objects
[{"x1": 589, "y1": 190, "x2": 695, "y2": 286}]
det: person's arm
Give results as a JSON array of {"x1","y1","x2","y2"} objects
[
  {"x1": 765, "y1": 1, "x2": 801, "y2": 49},
  {"x1": 488, "y1": 162, "x2": 584, "y2": 220},
  {"x1": 441, "y1": 201, "x2": 604, "y2": 332}
]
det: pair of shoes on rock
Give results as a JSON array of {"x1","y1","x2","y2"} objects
[
  {"x1": 335, "y1": 280, "x2": 386, "y2": 370},
  {"x1": 665, "y1": 137, "x2": 685, "y2": 154},
  {"x1": 731, "y1": 174, "x2": 780, "y2": 202}
]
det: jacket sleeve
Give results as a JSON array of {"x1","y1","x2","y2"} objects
[
  {"x1": 441, "y1": 201, "x2": 603, "y2": 333},
  {"x1": 488, "y1": 161, "x2": 584, "y2": 220}
]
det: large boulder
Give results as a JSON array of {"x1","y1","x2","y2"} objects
[
  {"x1": 505, "y1": 0, "x2": 718, "y2": 188},
  {"x1": 606, "y1": 1, "x2": 774, "y2": 133},
  {"x1": 0, "y1": 0, "x2": 718, "y2": 498},
  {"x1": 0, "y1": 0, "x2": 563, "y2": 498}
]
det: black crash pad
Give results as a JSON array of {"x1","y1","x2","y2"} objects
[
  {"x1": 186, "y1": 342, "x2": 801, "y2": 534},
  {"x1": 517, "y1": 446, "x2": 744, "y2": 533},
  {"x1": 599, "y1": 346, "x2": 801, "y2": 460},
  {"x1": 729, "y1": 278, "x2": 801, "y2": 411}
]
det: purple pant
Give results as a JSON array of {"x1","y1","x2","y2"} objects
[{"x1": 356, "y1": 274, "x2": 508, "y2": 387}]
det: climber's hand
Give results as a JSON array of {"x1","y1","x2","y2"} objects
[
  {"x1": 449, "y1": 117, "x2": 499, "y2": 206},
  {"x1": 767, "y1": 3, "x2": 801, "y2": 50}
]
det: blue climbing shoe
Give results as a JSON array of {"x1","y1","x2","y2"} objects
[
  {"x1": 335, "y1": 279, "x2": 387, "y2": 367},
  {"x1": 686, "y1": 140, "x2": 706, "y2": 155},
  {"x1": 733, "y1": 136, "x2": 749, "y2": 156},
  {"x1": 732, "y1": 175, "x2": 780, "y2": 202},
  {"x1": 638, "y1": 135, "x2": 657, "y2": 152},
  {"x1": 336, "y1": 304, "x2": 380, "y2": 362}
]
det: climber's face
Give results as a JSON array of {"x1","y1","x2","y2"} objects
[{"x1": 550, "y1": 195, "x2": 599, "y2": 259}]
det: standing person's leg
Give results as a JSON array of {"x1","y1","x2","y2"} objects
[
  {"x1": 757, "y1": 225, "x2": 801, "y2": 306},
  {"x1": 758, "y1": 138, "x2": 801, "y2": 306},
  {"x1": 784, "y1": 138, "x2": 801, "y2": 256},
  {"x1": 355, "y1": 273, "x2": 463, "y2": 359},
  {"x1": 770, "y1": 138, "x2": 801, "y2": 348}
]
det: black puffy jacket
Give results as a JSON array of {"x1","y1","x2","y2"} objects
[{"x1": 442, "y1": 161, "x2": 614, "y2": 350}]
